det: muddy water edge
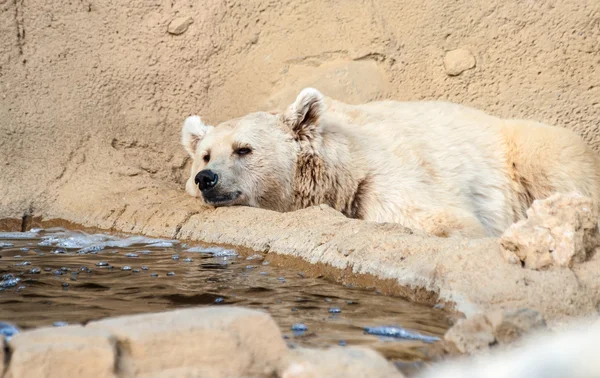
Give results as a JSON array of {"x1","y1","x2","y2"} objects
[{"x1": 0, "y1": 220, "x2": 453, "y2": 376}]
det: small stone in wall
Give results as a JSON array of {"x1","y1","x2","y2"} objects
[
  {"x1": 500, "y1": 192, "x2": 599, "y2": 270},
  {"x1": 167, "y1": 16, "x2": 193, "y2": 35},
  {"x1": 443, "y1": 48, "x2": 476, "y2": 76}
]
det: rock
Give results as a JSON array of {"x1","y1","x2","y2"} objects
[
  {"x1": 418, "y1": 316, "x2": 600, "y2": 378},
  {"x1": 87, "y1": 306, "x2": 287, "y2": 377},
  {"x1": 443, "y1": 49, "x2": 476, "y2": 76},
  {"x1": 281, "y1": 346, "x2": 404, "y2": 378},
  {"x1": 487, "y1": 308, "x2": 547, "y2": 344},
  {"x1": 444, "y1": 309, "x2": 546, "y2": 354},
  {"x1": 444, "y1": 313, "x2": 495, "y2": 354},
  {"x1": 5, "y1": 325, "x2": 117, "y2": 378},
  {"x1": 500, "y1": 192, "x2": 599, "y2": 270},
  {"x1": 167, "y1": 16, "x2": 193, "y2": 35}
]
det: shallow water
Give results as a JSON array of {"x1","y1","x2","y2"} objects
[{"x1": 0, "y1": 228, "x2": 450, "y2": 375}]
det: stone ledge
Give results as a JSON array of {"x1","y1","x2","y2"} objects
[
  {"x1": 27, "y1": 186, "x2": 600, "y2": 327},
  {"x1": 1, "y1": 307, "x2": 405, "y2": 378},
  {"x1": 5, "y1": 325, "x2": 117, "y2": 378}
]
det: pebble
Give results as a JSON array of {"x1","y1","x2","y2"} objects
[
  {"x1": 0, "y1": 322, "x2": 20, "y2": 341},
  {"x1": 29, "y1": 268, "x2": 41, "y2": 274},
  {"x1": 291, "y1": 323, "x2": 308, "y2": 332},
  {"x1": 16, "y1": 261, "x2": 31, "y2": 266},
  {"x1": 62, "y1": 283, "x2": 69, "y2": 288},
  {"x1": 443, "y1": 48, "x2": 476, "y2": 76},
  {"x1": 329, "y1": 307, "x2": 342, "y2": 314},
  {"x1": 132, "y1": 269, "x2": 141, "y2": 273},
  {"x1": 96, "y1": 261, "x2": 109, "y2": 267},
  {"x1": 172, "y1": 254, "x2": 179, "y2": 260},
  {"x1": 53, "y1": 321, "x2": 68, "y2": 327},
  {"x1": 141, "y1": 265, "x2": 149, "y2": 270},
  {"x1": 183, "y1": 258, "x2": 193, "y2": 263},
  {"x1": 122, "y1": 266, "x2": 132, "y2": 271},
  {"x1": 1, "y1": 277, "x2": 21, "y2": 288},
  {"x1": 214, "y1": 297, "x2": 224, "y2": 303},
  {"x1": 60, "y1": 267, "x2": 70, "y2": 272},
  {"x1": 0, "y1": 242, "x2": 15, "y2": 248},
  {"x1": 167, "y1": 272, "x2": 175, "y2": 276},
  {"x1": 150, "y1": 273, "x2": 158, "y2": 277},
  {"x1": 167, "y1": 16, "x2": 194, "y2": 35},
  {"x1": 43, "y1": 267, "x2": 52, "y2": 272},
  {"x1": 2, "y1": 274, "x2": 15, "y2": 280},
  {"x1": 259, "y1": 272, "x2": 268, "y2": 275},
  {"x1": 53, "y1": 270, "x2": 64, "y2": 276},
  {"x1": 125, "y1": 253, "x2": 139, "y2": 258}
]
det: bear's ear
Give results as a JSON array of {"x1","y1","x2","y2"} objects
[
  {"x1": 181, "y1": 115, "x2": 213, "y2": 157},
  {"x1": 280, "y1": 88, "x2": 325, "y2": 139}
]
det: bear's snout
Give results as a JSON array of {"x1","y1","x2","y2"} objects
[{"x1": 195, "y1": 169, "x2": 219, "y2": 192}]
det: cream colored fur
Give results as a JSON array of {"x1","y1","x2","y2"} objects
[{"x1": 181, "y1": 88, "x2": 600, "y2": 238}]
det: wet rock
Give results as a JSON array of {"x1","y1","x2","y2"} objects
[
  {"x1": 281, "y1": 346, "x2": 404, "y2": 378},
  {"x1": 5, "y1": 325, "x2": 117, "y2": 378},
  {"x1": 167, "y1": 16, "x2": 193, "y2": 35},
  {"x1": 443, "y1": 48, "x2": 476, "y2": 76},
  {"x1": 444, "y1": 309, "x2": 546, "y2": 354},
  {"x1": 87, "y1": 307, "x2": 287, "y2": 377},
  {"x1": 500, "y1": 192, "x2": 599, "y2": 270}
]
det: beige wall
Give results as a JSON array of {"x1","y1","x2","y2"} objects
[{"x1": 1, "y1": 0, "x2": 598, "y2": 218}]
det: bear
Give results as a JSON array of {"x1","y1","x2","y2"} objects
[{"x1": 181, "y1": 87, "x2": 600, "y2": 238}]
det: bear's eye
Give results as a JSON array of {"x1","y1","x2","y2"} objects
[
  {"x1": 235, "y1": 147, "x2": 252, "y2": 156},
  {"x1": 203, "y1": 153, "x2": 210, "y2": 163}
]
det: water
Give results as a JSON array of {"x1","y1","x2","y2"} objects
[{"x1": 0, "y1": 228, "x2": 450, "y2": 375}]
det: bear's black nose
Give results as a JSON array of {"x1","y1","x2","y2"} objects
[{"x1": 195, "y1": 169, "x2": 219, "y2": 192}]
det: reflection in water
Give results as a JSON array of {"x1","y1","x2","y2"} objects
[{"x1": 0, "y1": 228, "x2": 450, "y2": 375}]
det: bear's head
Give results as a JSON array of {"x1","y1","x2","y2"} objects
[{"x1": 181, "y1": 87, "x2": 326, "y2": 211}]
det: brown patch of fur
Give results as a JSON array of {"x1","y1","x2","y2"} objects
[
  {"x1": 291, "y1": 142, "x2": 356, "y2": 214},
  {"x1": 350, "y1": 175, "x2": 373, "y2": 219}
]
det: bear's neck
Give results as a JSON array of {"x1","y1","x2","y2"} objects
[{"x1": 290, "y1": 126, "x2": 369, "y2": 218}]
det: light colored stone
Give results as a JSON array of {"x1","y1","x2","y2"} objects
[
  {"x1": 443, "y1": 49, "x2": 476, "y2": 76},
  {"x1": 500, "y1": 192, "x2": 599, "y2": 270},
  {"x1": 444, "y1": 309, "x2": 547, "y2": 355},
  {"x1": 167, "y1": 16, "x2": 193, "y2": 35},
  {"x1": 418, "y1": 316, "x2": 600, "y2": 378},
  {"x1": 5, "y1": 325, "x2": 117, "y2": 378},
  {"x1": 87, "y1": 306, "x2": 288, "y2": 377},
  {"x1": 487, "y1": 308, "x2": 547, "y2": 345},
  {"x1": 281, "y1": 346, "x2": 404, "y2": 378},
  {"x1": 444, "y1": 314, "x2": 495, "y2": 354}
]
